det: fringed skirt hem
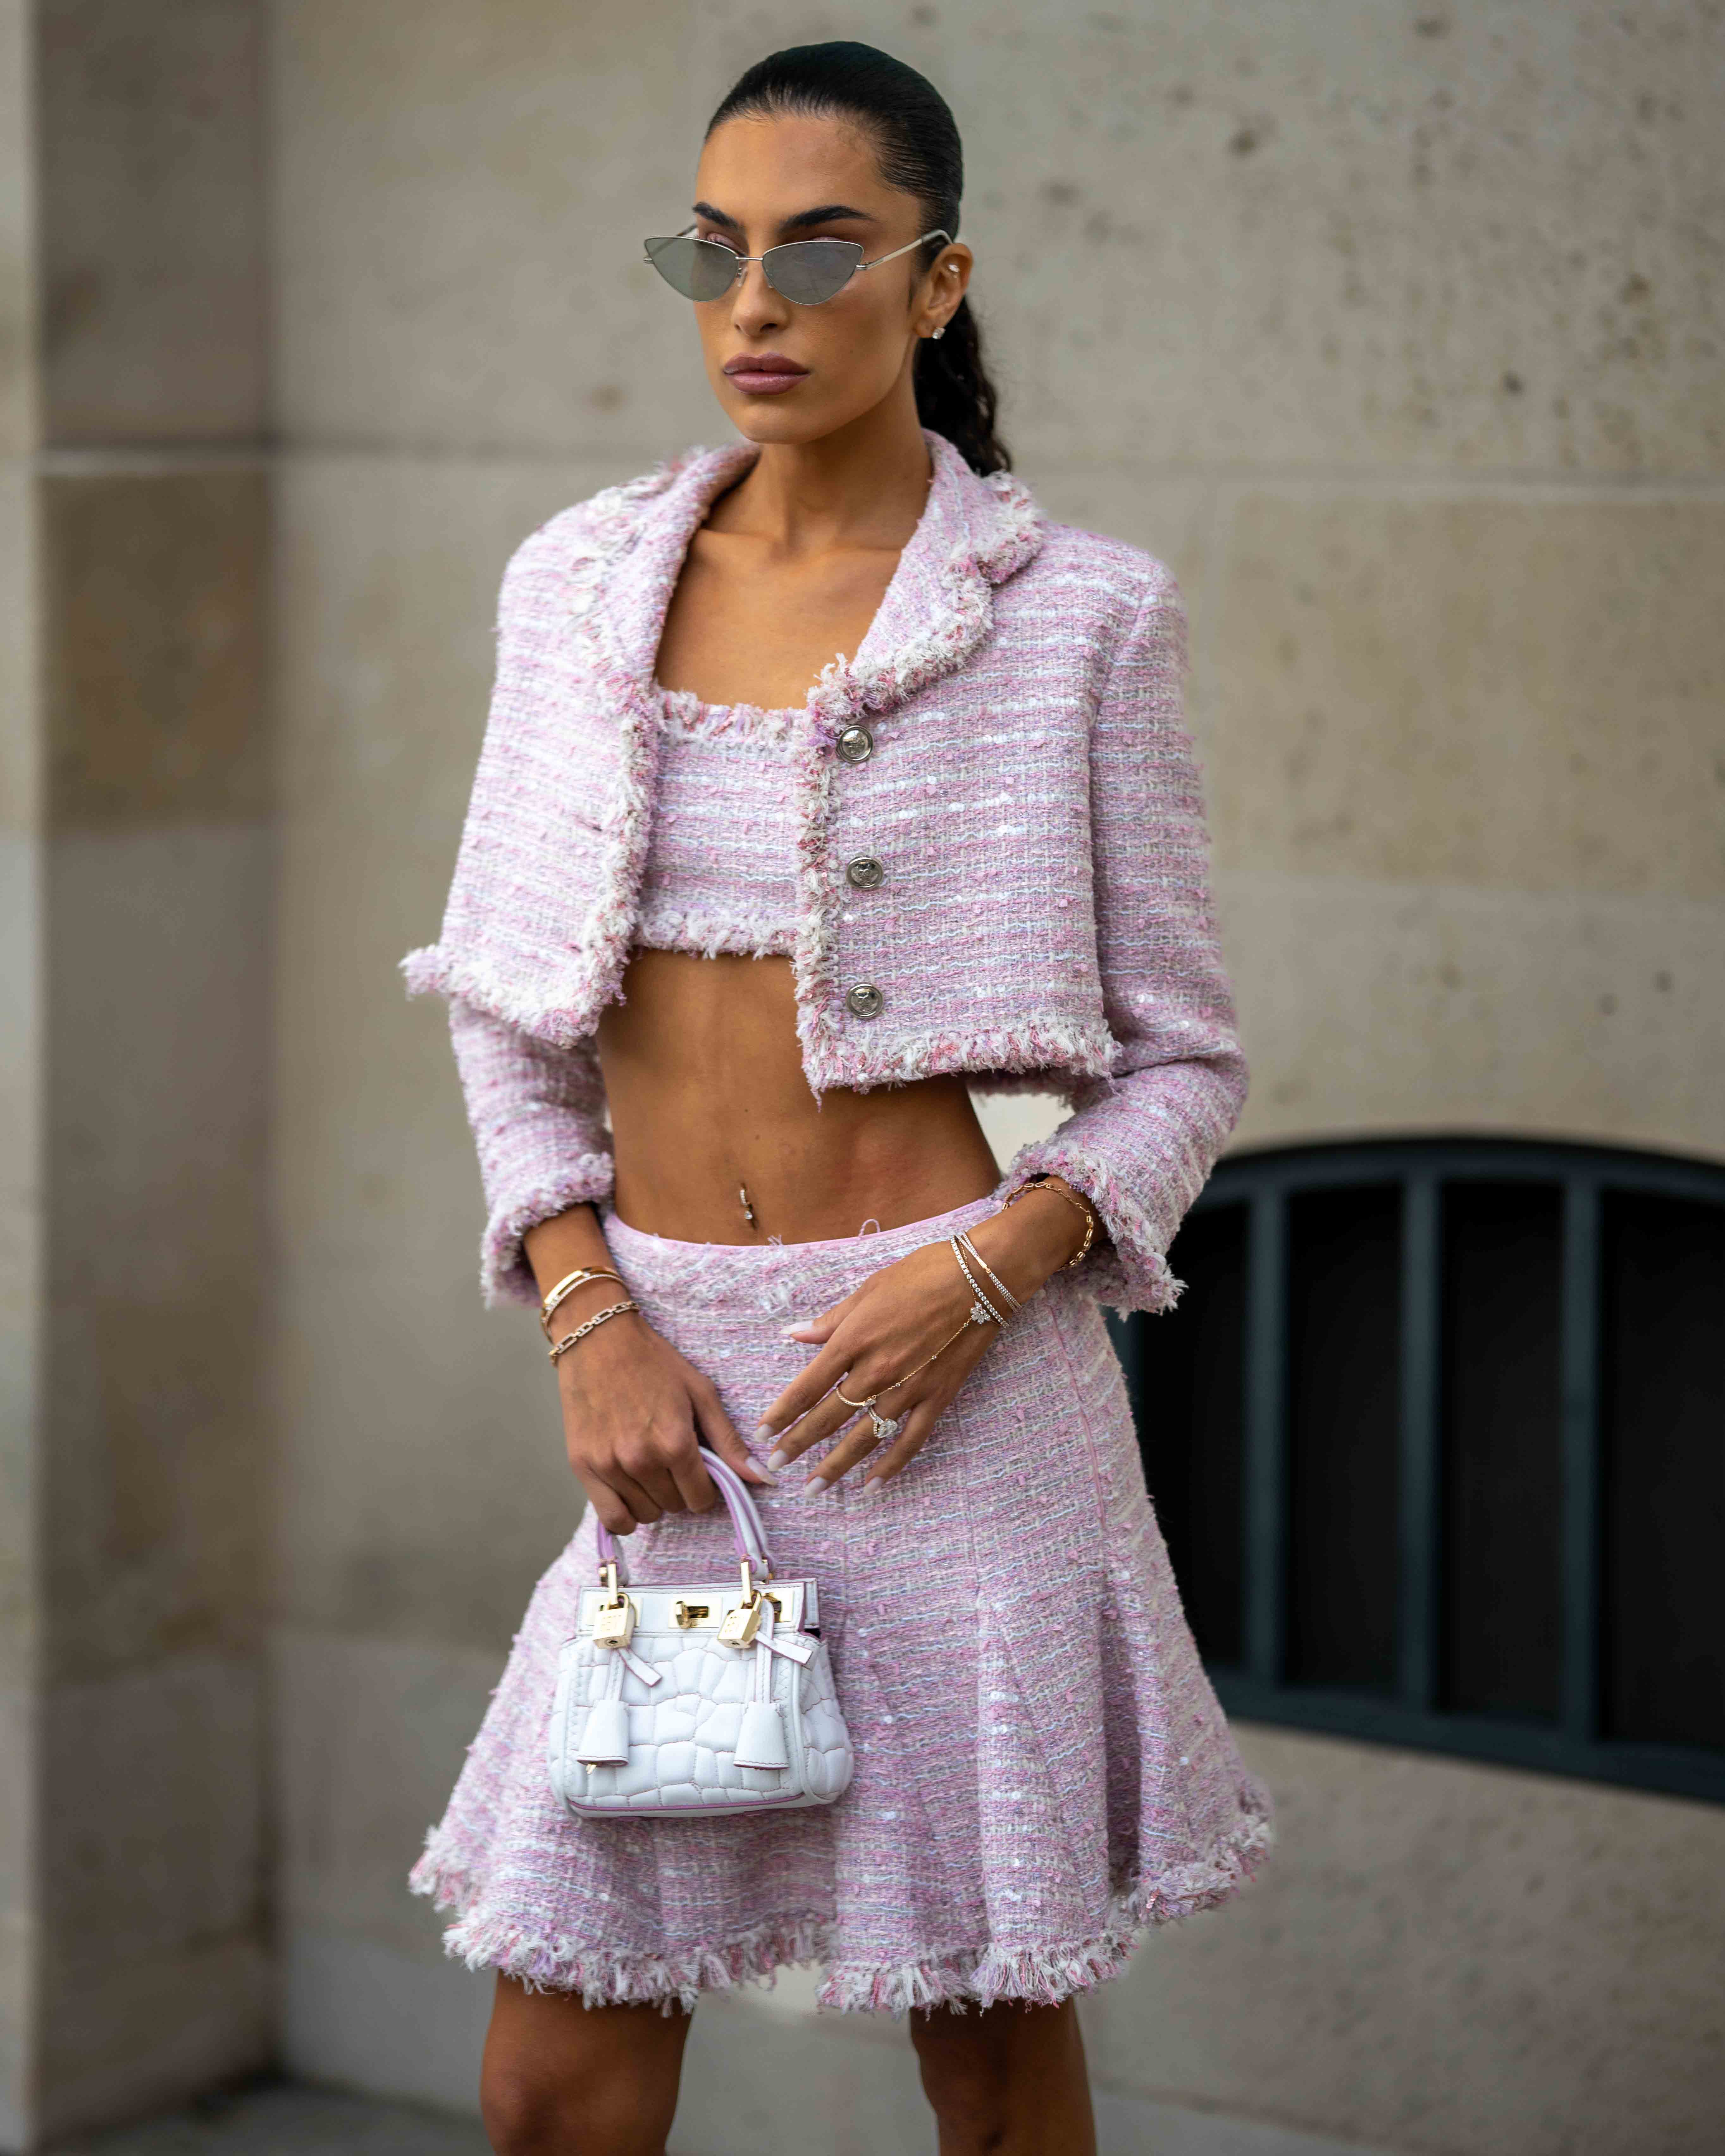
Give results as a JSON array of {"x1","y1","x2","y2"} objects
[{"x1": 408, "y1": 1788, "x2": 1271, "y2": 2017}]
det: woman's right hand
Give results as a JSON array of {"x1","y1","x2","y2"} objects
[{"x1": 553, "y1": 1301, "x2": 773, "y2": 1535}]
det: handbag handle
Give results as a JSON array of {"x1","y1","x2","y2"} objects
[{"x1": 594, "y1": 1447, "x2": 774, "y2": 1585}]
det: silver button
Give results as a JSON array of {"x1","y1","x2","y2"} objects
[
  {"x1": 845, "y1": 983, "x2": 885, "y2": 1020},
  {"x1": 845, "y1": 855, "x2": 886, "y2": 890},
  {"x1": 836, "y1": 726, "x2": 874, "y2": 765}
]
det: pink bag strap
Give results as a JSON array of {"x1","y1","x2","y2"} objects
[{"x1": 594, "y1": 1447, "x2": 773, "y2": 1586}]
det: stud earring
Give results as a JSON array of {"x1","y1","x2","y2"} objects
[{"x1": 931, "y1": 325, "x2": 946, "y2": 341}]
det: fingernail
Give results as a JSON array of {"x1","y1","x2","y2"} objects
[
  {"x1": 753, "y1": 1423, "x2": 774, "y2": 1442},
  {"x1": 766, "y1": 1448, "x2": 789, "y2": 1472},
  {"x1": 800, "y1": 1476, "x2": 826, "y2": 1500},
  {"x1": 861, "y1": 1476, "x2": 885, "y2": 1500},
  {"x1": 751, "y1": 1466, "x2": 779, "y2": 1486}
]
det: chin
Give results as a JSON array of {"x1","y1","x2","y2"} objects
[{"x1": 721, "y1": 397, "x2": 839, "y2": 447}]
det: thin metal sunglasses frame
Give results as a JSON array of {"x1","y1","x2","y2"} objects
[{"x1": 643, "y1": 225, "x2": 954, "y2": 305}]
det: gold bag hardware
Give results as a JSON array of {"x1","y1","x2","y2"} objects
[
  {"x1": 716, "y1": 1557, "x2": 768, "y2": 1648},
  {"x1": 591, "y1": 1563, "x2": 635, "y2": 1647},
  {"x1": 673, "y1": 1600, "x2": 711, "y2": 1629},
  {"x1": 718, "y1": 1591, "x2": 764, "y2": 1648}
]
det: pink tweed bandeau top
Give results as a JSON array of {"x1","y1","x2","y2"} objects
[{"x1": 634, "y1": 685, "x2": 802, "y2": 959}]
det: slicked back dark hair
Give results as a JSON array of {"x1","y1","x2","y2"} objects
[{"x1": 707, "y1": 41, "x2": 1009, "y2": 475}]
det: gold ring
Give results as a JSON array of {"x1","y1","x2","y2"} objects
[{"x1": 834, "y1": 1384, "x2": 877, "y2": 1411}]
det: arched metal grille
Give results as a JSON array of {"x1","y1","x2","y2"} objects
[{"x1": 1110, "y1": 1139, "x2": 1725, "y2": 1804}]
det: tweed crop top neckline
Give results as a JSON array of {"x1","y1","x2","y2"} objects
[{"x1": 633, "y1": 683, "x2": 804, "y2": 959}]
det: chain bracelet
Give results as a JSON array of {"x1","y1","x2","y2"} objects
[
  {"x1": 1002, "y1": 1175, "x2": 1097, "y2": 1270},
  {"x1": 547, "y1": 1298, "x2": 639, "y2": 1364}
]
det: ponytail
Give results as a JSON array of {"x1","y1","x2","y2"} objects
[
  {"x1": 913, "y1": 294, "x2": 1007, "y2": 478},
  {"x1": 708, "y1": 41, "x2": 1011, "y2": 476}
]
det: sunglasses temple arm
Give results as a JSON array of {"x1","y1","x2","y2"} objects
[{"x1": 863, "y1": 227, "x2": 954, "y2": 271}]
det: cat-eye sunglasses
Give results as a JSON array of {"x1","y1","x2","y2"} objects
[{"x1": 643, "y1": 227, "x2": 952, "y2": 307}]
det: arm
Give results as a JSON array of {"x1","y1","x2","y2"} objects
[
  {"x1": 1004, "y1": 572, "x2": 1246, "y2": 1313},
  {"x1": 522, "y1": 1202, "x2": 772, "y2": 1530},
  {"x1": 448, "y1": 998, "x2": 615, "y2": 1307},
  {"x1": 755, "y1": 571, "x2": 1242, "y2": 1491},
  {"x1": 451, "y1": 1001, "x2": 770, "y2": 1520},
  {"x1": 420, "y1": 519, "x2": 767, "y2": 1522},
  {"x1": 752, "y1": 1184, "x2": 1092, "y2": 1495}
]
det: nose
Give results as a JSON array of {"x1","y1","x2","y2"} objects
[{"x1": 731, "y1": 257, "x2": 789, "y2": 338}]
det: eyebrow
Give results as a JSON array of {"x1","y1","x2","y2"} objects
[{"x1": 691, "y1": 200, "x2": 879, "y2": 238}]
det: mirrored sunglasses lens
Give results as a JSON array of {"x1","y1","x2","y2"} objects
[
  {"x1": 645, "y1": 237, "x2": 739, "y2": 301},
  {"x1": 764, "y1": 240, "x2": 862, "y2": 304}
]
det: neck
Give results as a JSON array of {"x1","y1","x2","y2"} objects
[{"x1": 716, "y1": 382, "x2": 933, "y2": 556}]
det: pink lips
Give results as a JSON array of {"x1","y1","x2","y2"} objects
[{"x1": 724, "y1": 352, "x2": 809, "y2": 395}]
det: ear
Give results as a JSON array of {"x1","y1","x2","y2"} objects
[{"x1": 918, "y1": 240, "x2": 973, "y2": 338}]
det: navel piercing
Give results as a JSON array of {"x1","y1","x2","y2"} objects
[{"x1": 739, "y1": 1185, "x2": 757, "y2": 1227}]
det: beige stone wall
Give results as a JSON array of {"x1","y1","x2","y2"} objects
[
  {"x1": 3, "y1": 5, "x2": 276, "y2": 2144},
  {"x1": 3, "y1": 2, "x2": 1721, "y2": 2150},
  {"x1": 1, "y1": 10, "x2": 40, "y2": 2135},
  {"x1": 261, "y1": 6, "x2": 1725, "y2": 2155}
]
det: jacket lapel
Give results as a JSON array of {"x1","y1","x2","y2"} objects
[
  {"x1": 405, "y1": 434, "x2": 1048, "y2": 1045},
  {"x1": 580, "y1": 429, "x2": 1044, "y2": 727},
  {"x1": 587, "y1": 441, "x2": 757, "y2": 689},
  {"x1": 838, "y1": 432, "x2": 1044, "y2": 724},
  {"x1": 562, "y1": 431, "x2": 1046, "y2": 1045}
]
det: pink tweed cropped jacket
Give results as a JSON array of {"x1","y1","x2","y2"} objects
[{"x1": 403, "y1": 430, "x2": 1246, "y2": 1314}]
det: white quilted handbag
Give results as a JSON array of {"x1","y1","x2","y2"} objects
[{"x1": 548, "y1": 1449, "x2": 855, "y2": 1818}]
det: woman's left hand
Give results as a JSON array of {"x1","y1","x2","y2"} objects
[{"x1": 755, "y1": 1188, "x2": 1088, "y2": 1494}]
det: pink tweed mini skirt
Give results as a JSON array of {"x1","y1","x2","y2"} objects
[{"x1": 408, "y1": 1195, "x2": 1272, "y2": 2013}]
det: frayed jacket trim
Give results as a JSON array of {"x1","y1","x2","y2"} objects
[{"x1": 400, "y1": 431, "x2": 1044, "y2": 1065}]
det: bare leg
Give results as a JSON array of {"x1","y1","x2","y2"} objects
[
  {"x1": 909, "y1": 1998, "x2": 1097, "y2": 2156},
  {"x1": 479, "y1": 1976, "x2": 694, "y2": 2156}
]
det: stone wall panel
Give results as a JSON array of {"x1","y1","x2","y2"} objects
[
  {"x1": 42, "y1": 470, "x2": 269, "y2": 830},
  {"x1": 1220, "y1": 869, "x2": 1725, "y2": 1162},
  {"x1": 1208, "y1": 491, "x2": 1725, "y2": 900},
  {"x1": 1084, "y1": 1725, "x2": 1725, "y2": 2156},
  {"x1": 274, "y1": 1, "x2": 1725, "y2": 476},
  {"x1": 36, "y1": 0, "x2": 266, "y2": 442}
]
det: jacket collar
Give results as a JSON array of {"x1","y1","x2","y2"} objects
[{"x1": 579, "y1": 430, "x2": 1044, "y2": 739}]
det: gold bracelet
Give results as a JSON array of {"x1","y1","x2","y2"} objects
[
  {"x1": 547, "y1": 1299, "x2": 638, "y2": 1364},
  {"x1": 1003, "y1": 1175, "x2": 1096, "y2": 1270},
  {"x1": 540, "y1": 1266, "x2": 628, "y2": 1335}
]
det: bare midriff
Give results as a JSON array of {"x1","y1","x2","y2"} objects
[{"x1": 595, "y1": 949, "x2": 1002, "y2": 1246}]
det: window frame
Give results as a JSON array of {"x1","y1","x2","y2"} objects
[{"x1": 1110, "y1": 1136, "x2": 1725, "y2": 1806}]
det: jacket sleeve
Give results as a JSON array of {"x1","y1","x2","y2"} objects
[
  {"x1": 406, "y1": 507, "x2": 618, "y2": 1308},
  {"x1": 447, "y1": 998, "x2": 615, "y2": 1308},
  {"x1": 1003, "y1": 571, "x2": 1247, "y2": 1314}
]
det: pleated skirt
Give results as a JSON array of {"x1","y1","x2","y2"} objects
[{"x1": 409, "y1": 1195, "x2": 1272, "y2": 2013}]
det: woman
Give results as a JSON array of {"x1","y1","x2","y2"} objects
[{"x1": 404, "y1": 40, "x2": 1270, "y2": 2156}]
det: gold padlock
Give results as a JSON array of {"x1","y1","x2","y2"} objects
[
  {"x1": 592, "y1": 1592, "x2": 634, "y2": 1647},
  {"x1": 717, "y1": 1591, "x2": 763, "y2": 1648}
]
